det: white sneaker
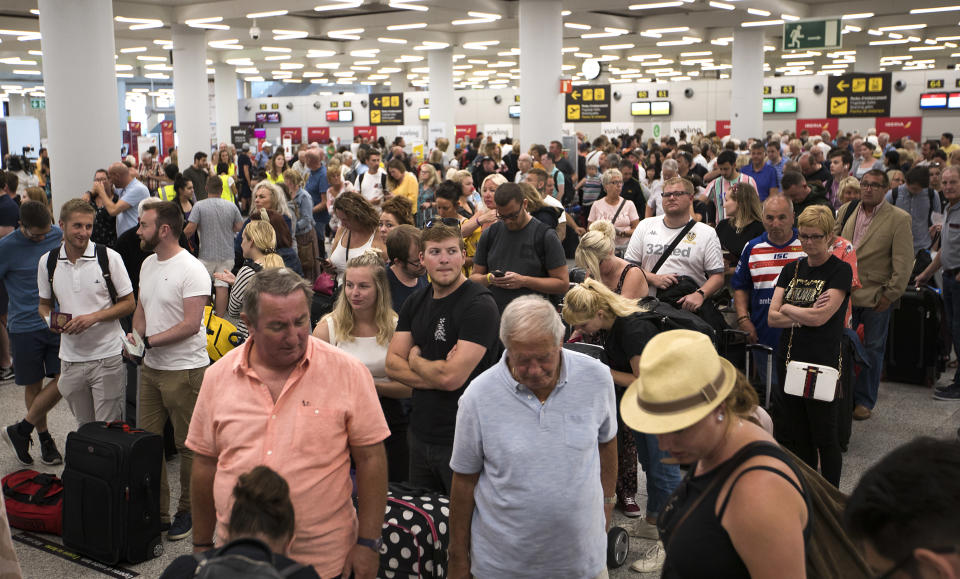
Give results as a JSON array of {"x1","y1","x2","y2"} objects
[{"x1": 629, "y1": 541, "x2": 666, "y2": 574}]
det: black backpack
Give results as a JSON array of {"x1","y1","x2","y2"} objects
[
  {"x1": 46, "y1": 243, "x2": 119, "y2": 307},
  {"x1": 191, "y1": 539, "x2": 305, "y2": 579},
  {"x1": 635, "y1": 296, "x2": 717, "y2": 343}
]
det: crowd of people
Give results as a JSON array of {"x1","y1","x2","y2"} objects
[{"x1": 0, "y1": 125, "x2": 957, "y2": 578}]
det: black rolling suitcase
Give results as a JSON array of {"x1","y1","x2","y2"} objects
[
  {"x1": 885, "y1": 286, "x2": 943, "y2": 386},
  {"x1": 62, "y1": 421, "x2": 164, "y2": 564}
]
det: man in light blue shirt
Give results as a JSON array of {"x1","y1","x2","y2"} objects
[
  {"x1": 448, "y1": 296, "x2": 617, "y2": 579},
  {"x1": 92, "y1": 162, "x2": 150, "y2": 236},
  {"x1": 884, "y1": 165, "x2": 941, "y2": 254}
]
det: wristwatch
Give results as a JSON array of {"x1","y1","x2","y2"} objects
[
  {"x1": 695, "y1": 289, "x2": 706, "y2": 298},
  {"x1": 357, "y1": 536, "x2": 383, "y2": 552},
  {"x1": 143, "y1": 335, "x2": 153, "y2": 349}
]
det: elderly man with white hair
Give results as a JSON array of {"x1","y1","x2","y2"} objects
[
  {"x1": 513, "y1": 153, "x2": 533, "y2": 184},
  {"x1": 448, "y1": 295, "x2": 617, "y2": 579},
  {"x1": 645, "y1": 158, "x2": 679, "y2": 218}
]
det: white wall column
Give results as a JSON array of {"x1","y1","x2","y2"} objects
[
  {"x1": 731, "y1": 28, "x2": 765, "y2": 140},
  {"x1": 38, "y1": 0, "x2": 119, "y2": 217},
  {"x1": 172, "y1": 24, "x2": 209, "y2": 173},
  {"x1": 854, "y1": 46, "x2": 881, "y2": 73},
  {"x1": 428, "y1": 48, "x2": 454, "y2": 146},
  {"x1": 519, "y1": 0, "x2": 563, "y2": 148},
  {"x1": 213, "y1": 62, "x2": 238, "y2": 146}
]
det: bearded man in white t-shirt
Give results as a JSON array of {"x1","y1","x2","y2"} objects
[
  {"x1": 125, "y1": 201, "x2": 211, "y2": 542},
  {"x1": 625, "y1": 177, "x2": 725, "y2": 313}
]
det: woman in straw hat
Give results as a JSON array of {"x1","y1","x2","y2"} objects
[
  {"x1": 562, "y1": 278, "x2": 681, "y2": 574},
  {"x1": 621, "y1": 329, "x2": 810, "y2": 577}
]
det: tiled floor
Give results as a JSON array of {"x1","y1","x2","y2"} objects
[{"x1": 0, "y1": 373, "x2": 957, "y2": 578}]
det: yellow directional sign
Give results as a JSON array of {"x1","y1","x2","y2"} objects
[
  {"x1": 830, "y1": 97, "x2": 848, "y2": 115},
  {"x1": 369, "y1": 92, "x2": 403, "y2": 125},
  {"x1": 828, "y1": 73, "x2": 891, "y2": 117},
  {"x1": 565, "y1": 83, "x2": 610, "y2": 122}
]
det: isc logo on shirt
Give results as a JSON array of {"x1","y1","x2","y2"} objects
[{"x1": 773, "y1": 253, "x2": 789, "y2": 259}]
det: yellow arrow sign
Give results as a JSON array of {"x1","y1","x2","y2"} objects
[
  {"x1": 835, "y1": 80, "x2": 849, "y2": 92},
  {"x1": 372, "y1": 97, "x2": 381, "y2": 107},
  {"x1": 571, "y1": 90, "x2": 580, "y2": 101}
]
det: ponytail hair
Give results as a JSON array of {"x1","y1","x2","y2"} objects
[
  {"x1": 561, "y1": 277, "x2": 643, "y2": 327},
  {"x1": 227, "y1": 466, "x2": 295, "y2": 545},
  {"x1": 575, "y1": 220, "x2": 616, "y2": 278}
]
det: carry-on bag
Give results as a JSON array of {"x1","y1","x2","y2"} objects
[
  {"x1": 62, "y1": 421, "x2": 163, "y2": 564},
  {"x1": 2, "y1": 469, "x2": 63, "y2": 535}
]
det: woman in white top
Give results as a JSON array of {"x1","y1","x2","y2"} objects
[
  {"x1": 214, "y1": 216, "x2": 285, "y2": 337},
  {"x1": 322, "y1": 191, "x2": 387, "y2": 282},
  {"x1": 313, "y1": 250, "x2": 411, "y2": 482}
]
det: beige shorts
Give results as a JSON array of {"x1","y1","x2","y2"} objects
[{"x1": 202, "y1": 259, "x2": 234, "y2": 288}]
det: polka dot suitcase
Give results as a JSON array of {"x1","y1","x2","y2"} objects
[{"x1": 378, "y1": 485, "x2": 449, "y2": 579}]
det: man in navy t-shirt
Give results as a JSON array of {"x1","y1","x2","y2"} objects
[
  {"x1": 0, "y1": 201, "x2": 64, "y2": 466},
  {"x1": 385, "y1": 225, "x2": 428, "y2": 314}
]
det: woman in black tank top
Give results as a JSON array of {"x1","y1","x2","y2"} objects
[{"x1": 620, "y1": 330, "x2": 810, "y2": 578}]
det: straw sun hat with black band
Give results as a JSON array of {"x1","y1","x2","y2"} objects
[{"x1": 620, "y1": 330, "x2": 738, "y2": 435}]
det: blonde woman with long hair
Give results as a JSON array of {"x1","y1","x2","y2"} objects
[
  {"x1": 214, "y1": 215, "x2": 285, "y2": 337},
  {"x1": 575, "y1": 220, "x2": 648, "y2": 299},
  {"x1": 313, "y1": 249, "x2": 411, "y2": 482},
  {"x1": 562, "y1": 279, "x2": 682, "y2": 571}
]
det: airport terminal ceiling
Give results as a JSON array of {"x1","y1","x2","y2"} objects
[{"x1": 0, "y1": 0, "x2": 959, "y2": 99}]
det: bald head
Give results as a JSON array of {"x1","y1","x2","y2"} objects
[
  {"x1": 762, "y1": 194, "x2": 795, "y2": 244},
  {"x1": 304, "y1": 147, "x2": 323, "y2": 170},
  {"x1": 108, "y1": 162, "x2": 132, "y2": 188}
]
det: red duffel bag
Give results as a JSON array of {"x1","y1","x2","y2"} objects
[{"x1": 2, "y1": 469, "x2": 63, "y2": 535}]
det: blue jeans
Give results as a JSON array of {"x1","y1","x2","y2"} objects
[
  {"x1": 632, "y1": 432, "x2": 683, "y2": 517},
  {"x1": 943, "y1": 275, "x2": 960, "y2": 384},
  {"x1": 851, "y1": 306, "x2": 892, "y2": 409},
  {"x1": 313, "y1": 209, "x2": 330, "y2": 259}
]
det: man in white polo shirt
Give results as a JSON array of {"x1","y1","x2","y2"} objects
[{"x1": 38, "y1": 199, "x2": 135, "y2": 425}]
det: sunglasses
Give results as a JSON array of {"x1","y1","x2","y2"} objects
[
  {"x1": 497, "y1": 207, "x2": 524, "y2": 221},
  {"x1": 425, "y1": 217, "x2": 461, "y2": 229}
]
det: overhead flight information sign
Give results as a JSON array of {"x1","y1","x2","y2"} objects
[
  {"x1": 565, "y1": 84, "x2": 611, "y2": 122},
  {"x1": 827, "y1": 72, "x2": 891, "y2": 118},
  {"x1": 369, "y1": 93, "x2": 404, "y2": 125}
]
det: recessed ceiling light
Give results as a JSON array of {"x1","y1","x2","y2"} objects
[
  {"x1": 314, "y1": 1, "x2": 362, "y2": 12},
  {"x1": 387, "y1": 23, "x2": 427, "y2": 30},
  {"x1": 842, "y1": 13, "x2": 874, "y2": 19},
  {"x1": 910, "y1": 5, "x2": 960, "y2": 13},
  {"x1": 246, "y1": 10, "x2": 288, "y2": 18},
  {"x1": 747, "y1": 8, "x2": 770, "y2": 16},
  {"x1": 629, "y1": 2, "x2": 684, "y2": 9},
  {"x1": 119, "y1": 46, "x2": 147, "y2": 53}
]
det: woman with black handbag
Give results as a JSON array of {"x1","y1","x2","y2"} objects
[{"x1": 768, "y1": 205, "x2": 853, "y2": 487}]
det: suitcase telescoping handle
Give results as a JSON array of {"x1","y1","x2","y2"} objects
[{"x1": 103, "y1": 421, "x2": 146, "y2": 434}]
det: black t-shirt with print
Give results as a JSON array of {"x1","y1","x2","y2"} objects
[
  {"x1": 604, "y1": 312, "x2": 660, "y2": 374},
  {"x1": 396, "y1": 280, "x2": 500, "y2": 445},
  {"x1": 775, "y1": 255, "x2": 852, "y2": 366}
]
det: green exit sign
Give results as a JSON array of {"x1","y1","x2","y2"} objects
[
  {"x1": 30, "y1": 98, "x2": 45, "y2": 109},
  {"x1": 783, "y1": 19, "x2": 842, "y2": 51}
]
